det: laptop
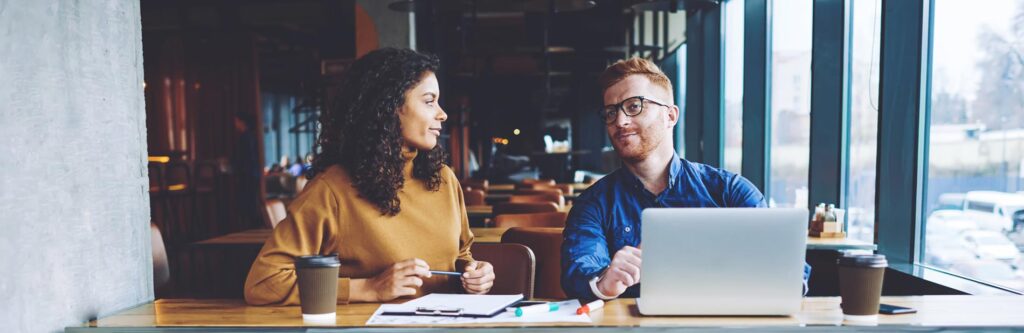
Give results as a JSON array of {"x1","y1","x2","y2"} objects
[{"x1": 637, "y1": 208, "x2": 808, "y2": 316}]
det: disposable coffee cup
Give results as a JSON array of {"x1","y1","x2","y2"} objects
[
  {"x1": 295, "y1": 254, "x2": 341, "y2": 324},
  {"x1": 837, "y1": 254, "x2": 887, "y2": 322}
]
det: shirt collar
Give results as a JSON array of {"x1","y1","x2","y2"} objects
[
  {"x1": 619, "y1": 152, "x2": 684, "y2": 194},
  {"x1": 667, "y1": 152, "x2": 682, "y2": 189}
]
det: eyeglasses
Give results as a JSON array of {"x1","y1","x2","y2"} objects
[{"x1": 601, "y1": 96, "x2": 671, "y2": 124}]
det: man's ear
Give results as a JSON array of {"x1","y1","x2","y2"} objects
[{"x1": 665, "y1": 105, "x2": 680, "y2": 128}]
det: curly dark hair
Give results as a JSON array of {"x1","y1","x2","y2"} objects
[{"x1": 308, "y1": 48, "x2": 447, "y2": 216}]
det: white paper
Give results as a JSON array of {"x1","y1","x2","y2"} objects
[
  {"x1": 380, "y1": 293, "x2": 524, "y2": 317},
  {"x1": 367, "y1": 299, "x2": 591, "y2": 325}
]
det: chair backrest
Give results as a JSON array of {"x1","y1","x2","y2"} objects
[
  {"x1": 470, "y1": 243, "x2": 535, "y2": 299},
  {"x1": 494, "y1": 212, "x2": 568, "y2": 228},
  {"x1": 164, "y1": 161, "x2": 192, "y2": 192},
  {"x1": 522, "y1": 178, "x2": 556, "y2": 186},
  {"x1": 462, "y1": 178, "x2": 489, "y2": 192},
  {"x1": 148, "y1": 162, "x2": 166, "y2": 193},
  {"x1": 492, "y1": 202, "x2": 559, "y2": 215},
  {"x1": 464, "y1": 189, "x2": 486, "y2": 206},
  {"x1": 265, "y1": 199, "x2": 287, "y2": 228},
  {"x1": 514, "y1": 188, "x2": 564, "y2": 196},
  {"x1": 151, "y1": 223, "x2": 171, "y2": 294},
  {"x1": 532, "y1": 183, "x2": 574, "y2": 195},
  {"x1": 516, "y1": 178, "x2": 555, "y2": 190},
  {"x1": 501, "y1": 227, "x2": 566, "y2": 299},
  {"x1": 509, "y1": 194, "x2": 565, "y2": 208}
]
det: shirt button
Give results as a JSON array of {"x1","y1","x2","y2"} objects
[{"x1": 624, "y1": 226, "x2": 631, "y2": 233}]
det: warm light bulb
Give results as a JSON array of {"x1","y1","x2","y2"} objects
[{"x1": 513, "y1": 129, "x2": 521, "y2": 136}]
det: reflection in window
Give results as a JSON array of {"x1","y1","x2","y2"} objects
[
  {"x1": 846, "y1": 0, "x2": 881, "y2": 243},
  {"x1": 769, "y1": 0, "x2": 811, "y2": 208},
  {"x1": 723, "y1": 0, "x2": 744, "y2": 174},
  {"x1": 924, "y1": 0, "x2": 1024, "y2": 292}
]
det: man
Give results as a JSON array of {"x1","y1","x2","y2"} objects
[{"x1": 560, "y1": 57, "x2": 810, "y2": 300}]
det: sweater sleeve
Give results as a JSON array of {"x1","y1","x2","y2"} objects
[{"x1": 243, "y1": 178, "x2": 344, "y2": 305}]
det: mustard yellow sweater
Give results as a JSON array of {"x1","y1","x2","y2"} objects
[{"x1": 244, "y1": 151, "x2": 475, "y2": 305}]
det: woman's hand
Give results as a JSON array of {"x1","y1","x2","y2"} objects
[
  {"x1": 461, "y1": 261, "x2": 495, "y2": 294},
  {"x1": 360, "y1": 258, "x2": 431, "y2": 302}
]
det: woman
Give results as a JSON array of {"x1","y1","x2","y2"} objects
[{"x1": 244, "y1": 48, "x2": 495, "y2": 305}]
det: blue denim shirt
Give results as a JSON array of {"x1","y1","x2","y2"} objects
[{"x1": 560, "y1": 154, "x2": 811, "y2": 300}]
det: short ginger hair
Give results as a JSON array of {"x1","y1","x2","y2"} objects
[{"x1": 597, "y1": 57, "x2": 673, "y2": 99}]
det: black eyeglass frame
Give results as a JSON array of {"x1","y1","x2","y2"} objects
[{"x1": 601, "y1": 96, "x2": 672, "y2": 124}]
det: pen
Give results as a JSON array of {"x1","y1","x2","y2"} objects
[
  {"x1": 514, "y1": 302, "x2": 559, "y2": 317},
  {"x1": 576, "y1": 299, "x2": 605, "y2": 315},
  {"x1": 429, "y1": 270, "x2": 462, "y2": 277}
]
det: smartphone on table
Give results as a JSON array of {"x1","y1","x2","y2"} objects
[{"x1": 879, "y1": 303, "x2": 916, "y2": 314}]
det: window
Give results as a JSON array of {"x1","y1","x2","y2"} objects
[
  {"x1": 846, "y1": 0, "x2": 881, "y2": 243},
  {"x1": 675, "y1": 47, "x2": 687, "y2": 157},
  {"x1": 924, "y1": 0, "x2": 1024, "y2": 292},
  {"x1": 966, "y1": 201, "x2": 995, "y2": 214},
  {"x1": 722, "y1": 0, "x2": 744, "y2": 174},
  {"x1": 768, "y1": 0, "x2": 812, "y2": 208}
]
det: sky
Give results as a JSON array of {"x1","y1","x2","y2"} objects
[{"x1": 931, "y1": 0, "x2": 1020, "y2": 101}]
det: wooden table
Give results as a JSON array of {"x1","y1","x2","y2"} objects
[
  {"x1": 195, "y1": 227, "x2": 874, "y2": 251},
  {"x1": 468, "y1": 204, "x2": 572, "y2": 219},
  {"x1": 472, "y1": 227, "x2": 510, "y2": 243},
  {"x1": 466, "y1": 205, "x2": 493, "y2": 219},
  {"x1": 193, "y1": 228, "x2": 274, "y2": 246},
  {"x1": 75, "y1": 296, "x2": 1024, "y2": 329},
  {"x1": 487, "y1": 183, "x2": 592, "y2": 193},
  {"x1": 486, "y1": 193, "x2": 581, "y2": 203}
]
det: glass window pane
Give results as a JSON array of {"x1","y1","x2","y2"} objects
[
  {"x1": 769, "y1": 0, "x2": 812, "y2": 208},
  {"x1": 924, "y1": 0, "x2": 1024, "y2": 292},
  {"x1": 723, "y1": 0, "x2": 744, "y2": 174},
  {"x1": 676, "y1": 47, "x2": 687, "y2": 157},
  {"x1": 847, "y1": 0, "x2": 881, "y2": 243}
]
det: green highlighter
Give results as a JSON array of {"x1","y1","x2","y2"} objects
[{"x1": 514, "y1": 302, "x2": 559, "y2": 317}]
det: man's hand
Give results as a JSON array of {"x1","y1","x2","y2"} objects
[
  {"x1": 462, "y1": 261, "x2": 495, "y2": 294},
  {"x1": 597, "y1": 246, "x2": 642, "y2": 298}
]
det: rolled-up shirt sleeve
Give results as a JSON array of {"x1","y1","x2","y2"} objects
[
  {"x1": 724, "y1": 173, "x2": 767, "y2": 208},
  {"x1": 561, "y1": 197, "x2": 612, "y2": 300}
]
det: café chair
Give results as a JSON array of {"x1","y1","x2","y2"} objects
[
  {"x1": 509, "y1": 193, "x2": 565, "y2": 208},
  {"x1": 464, "y1": 189, "x2": 486, "y2": 206},
  {"x1": 470, "y1": 243, "x2": 536, "y2": 299},
  {"x1": 492, "y1": 202, "x2": 559, "y2": 216},
  {"x1": 462, "y1": 178, "x2": 489, "y2": 192},
  {"x1": 515, "y1": 178, "x2": 556, "y2": 190},
  {"x1": 501, "y1": 227, "x2": 567, "y2": 299}
]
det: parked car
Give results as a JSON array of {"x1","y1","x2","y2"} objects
[
  {"x1": 936, "y1": 192, "x2": 966, "y2": 211},
  {"x1": 958, "y1": 230, "x2": 1022, "y2": 267},
  {"x1": 924, "y1": 236, "x2": 976, "y2": 269},
  {"x1": 926, "y1": 210, "x2": 978, "y2": 238},
  {"x1": 949, "y1": 259, "x2": 1024, "y2": 291},
  {"x1": 1006, "y1": 229, "x2": 1024, "y2": 252},
  {"x1": 960, "y1": 191, "x2": 1024, "y2": 232}
]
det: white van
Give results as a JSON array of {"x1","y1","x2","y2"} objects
[{"x1": 961, "y1": 191, "x2": 1024, "y2": 232}]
